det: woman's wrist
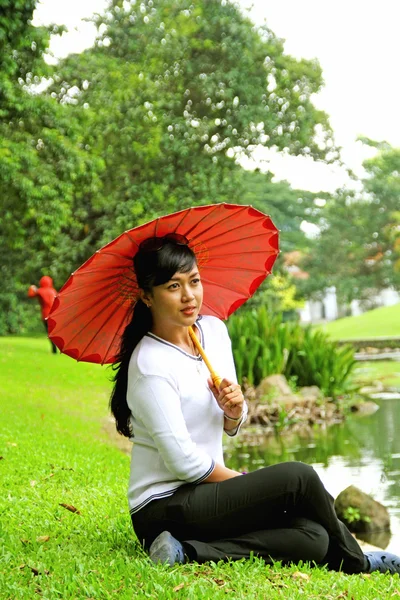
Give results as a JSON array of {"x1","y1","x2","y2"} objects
[{"x1": 224, "y1": 412, "x2": 243, "y2": 423}]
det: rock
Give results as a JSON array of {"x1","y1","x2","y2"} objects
[
  {"x1": 353, "y1": 533, "x2": 389, "y2": 551},
  {"x1": 245, "y1": 375, "x2": 345, "y2": 435},
  {"x1": 299, "y1": 386, "x2": 323, "y2": 401},
  {"x1": 243, "y1": 383, "x2": 257, "y2": 403},
  {"x1": 247, "y1": 395, "x2": 344, "y2": 432},
  {"x1": 256, "y1": 374, "x2": 292, "y2": 400},
  {"x1": 365, "y1": 347, "x2": 380, "y2": 354},
  {"x1": 335, "y1": 485, "x2": 391, "y2": 534},
  {"x1": 275, "y1": 394, "x2": 305, "y2": 409},
  {"x1": 350, "y1": 401, "x2": 380, "y2": 416},
  {"x1": 355, "y1": 529, "x2": 392, "y2": 550}
]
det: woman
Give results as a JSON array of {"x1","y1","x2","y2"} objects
[{"x1": 110, "y1": 233, "x2": 400, "y2": 574}]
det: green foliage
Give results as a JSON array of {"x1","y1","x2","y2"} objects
[
  {"x1": 288, "y1": 329, "x2": 357, "y2": 397},
  {"x1": 0, "y1": 0, "x2": 50, "y2": 80},
  {"x1": 240, "y1": 169, "x2": 321, "y2": 253},
  {"x1": 46, "y1": 0, "x2": 334, "y2": 253},
  {"x1": 362, "y1": 142, "x2": 400, "y2": 283},
  {"x1": 0, "y1": 0, "x2": 104, "y2": 332},
  {"x1": 343, "y1": 506, "x2": 371, "y2": 525},
  {"x1": 1, "y1": 0, "x2": 333, "y2": 334},
  {"x1": 228, "y1": 307, "x2": 291, "y2": 384},
  {"x1": 297, "y1": 190, "x2": 378, "y2": 305},
  {"x1": 227, "y1": 306, "x2": 357, "y2": 397},
  {"x1": 88, "y1": 0, "x2": 333, "y2": 159},
  {"x1": 238, "y1": 168, "x2": 324, "y2": 313},
  {"x1": 245, "y1": 272, "x2": 305, "y2": 314},
  {"x1": 299, "y1": 140, "x2": 400, "y2": 305},
  {"x1": 0, "y1": 289, "x2": 41, "y2": 336}
]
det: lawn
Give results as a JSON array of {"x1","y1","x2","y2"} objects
[
  {"x1": 1, "y1": 336, "x2": 399, "y2": 599},
  {"x1": 318, "y1": 303, "x2": 400, "y2": 340}
]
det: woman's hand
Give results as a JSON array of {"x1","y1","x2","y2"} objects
[{"x1": 208, "y1": 377, "x2": 244, "y2": 421}]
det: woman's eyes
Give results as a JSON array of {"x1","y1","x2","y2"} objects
[{"x1": 168, "y1": 278, "x2": 200, "y2": 290}]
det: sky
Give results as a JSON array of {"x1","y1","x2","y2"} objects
[{"x1": 33, "y1": 0, "x2": 400, "y2": 193}]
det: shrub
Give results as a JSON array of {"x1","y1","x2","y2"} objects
[{"x1": 227, "y1": 307, "x2": 357, "y2": 398}]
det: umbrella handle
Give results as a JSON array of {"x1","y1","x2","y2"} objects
[{"x1": 189, "y1": 326, "x2": 222, "y2": 389}]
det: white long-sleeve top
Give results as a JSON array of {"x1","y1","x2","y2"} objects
[{"x1": 127, "y1": 315, "x2": 247, "y2": 514}]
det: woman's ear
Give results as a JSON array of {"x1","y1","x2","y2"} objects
[{"x1": 139, "y1": 289, "x2": 151, "y2": 309}]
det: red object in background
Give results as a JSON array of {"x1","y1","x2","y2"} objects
[
  {"x1": 48, "y1": 203, "x2": 279, "y2": 364},
  {"x1": 28, "y1": 276, "x2": 57, "y2": 319}
]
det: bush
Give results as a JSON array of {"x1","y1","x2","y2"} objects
[
  {"x1": 0, "y1": 290, "x2": 43, "y2": 335},
  {"x1": 287, "y1": 328, "x2": 357, "y2": 398},
  {"x1": 227, "y1": 306, "x2": 357, "y2": 398}
]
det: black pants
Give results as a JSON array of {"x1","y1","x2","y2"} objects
[
  {"x1": 43, "y1": 320, "x2": 57, "y2": 353},
  {"x1": 131, "y1": 462, "x2": 368, "y2": 574}
]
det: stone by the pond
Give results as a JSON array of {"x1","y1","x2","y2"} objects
[
  {"x1": 256, "y1": 374, "x2": 292, "y2": 400},
  {"x1": 350, "y1": 401, "x2": 380, "y2": 416},
  {"x1": 335, "y1": 485, "x2": 391, "y2": 534},
  {"x1": 255, "y1": 375, "x2": 324, "y2": 407},
  {"x1": 299, "y1": 386, "x2": 323, "y2": 401},
  {"x1": 244, "y1": 374, "x2": 341, "y2": 432},
  {"x1": 247, "y1": 397, "x2": 343, "y2": 431},
  {"x1": 354, "y1": 529, "x2": 392, "y2": 550}
]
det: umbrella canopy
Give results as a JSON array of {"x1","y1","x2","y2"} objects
[{"x1": 48, "y1": 203, "x2": 279, "y2": 364}]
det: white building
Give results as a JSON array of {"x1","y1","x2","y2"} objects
[{"x1": 299, "y1": 287, "x2": 400, "y2": 324}]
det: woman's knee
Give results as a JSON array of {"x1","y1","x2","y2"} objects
[
  {"x1": 286, "y1": 461, "x2": 316, "y2": 476},
  {"x1": 281, "y1": 461, "x2": 320, "y2": 487},
  {"x1": 279, "y1": 462, "x2": 328, "y2": 508}
]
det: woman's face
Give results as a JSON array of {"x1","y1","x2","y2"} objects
[{"x1": 147, "y1": 264, "x2": 203, "y2": 331}]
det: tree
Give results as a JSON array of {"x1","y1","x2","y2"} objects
[
  {"x1": 2, "y1": 0, "x2": 335, "y2": 332},
  {"x1": 298, "y1": 141, "x2": 400, "y2": 306},
  {"x1": 362, "y1": 140, "x2": 400, "y2": 282},
  {"x1": 234, "y1": 168, "x2": 324, "y2": 315},
  {"x1": 239, "y1": 169, "x2": 321, "y2": 253},
  {"x1": 0, "y1": 1, "x2": 102, "y2": 333},
  {"x1": 297, "y1": 191, "x2": 375, "y2": 305},
  {"x1": 47, "y1": 0, "x2": 334, "y2": 254}
]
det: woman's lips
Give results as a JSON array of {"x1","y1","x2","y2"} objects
[{"x1": 182, "y1": 307, "x2": 196, "y2": 315}]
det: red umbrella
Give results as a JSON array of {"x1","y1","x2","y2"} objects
[{"x1": 48, "y1": 203, "x2": 279, "y2": 365}]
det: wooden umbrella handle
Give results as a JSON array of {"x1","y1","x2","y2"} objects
[{"x1": 189, "y1": 326, "x2": 222, "y2": 389}]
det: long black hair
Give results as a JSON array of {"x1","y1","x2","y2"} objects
[{"x1": 109, "y1": 238, "x2": 197, "y2": 437}]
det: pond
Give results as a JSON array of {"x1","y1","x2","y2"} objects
[{"x1": 224, "y1": 397, "x2": 400, "y2": 553}]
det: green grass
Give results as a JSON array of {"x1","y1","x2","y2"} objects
[
  {"x1": 318, "y1": 303, "x2": 400, "y2": 340},
  {"x1": 1, "y1": 336, "x2": 399, "y2": 599}
]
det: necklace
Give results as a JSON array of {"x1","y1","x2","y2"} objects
[
  {"x1": 188, "y1": 334, "x2": 198, "y2": 357},
  {"x1": 188, "y1": 333, "x2": 202, "y2": 374}
]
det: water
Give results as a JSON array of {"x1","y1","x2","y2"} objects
[{"x1": 224, "y1": 397, "x2": 400, "y2": 553}]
